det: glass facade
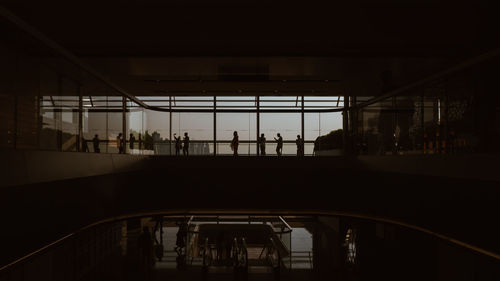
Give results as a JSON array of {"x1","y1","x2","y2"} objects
[
  {"x1": 351, "y1": 67, "x2": 500, "y2": 155},
  {"x1": 4, "y1": 15, "x2": 497, "y2": 157},
  {"x1": 0, "y1": 28, "x2": 345, "y2": 157}
]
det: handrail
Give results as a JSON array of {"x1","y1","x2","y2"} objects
[
  {"x1": 241, "y1": 238, "x2": 248, "y2": 266},
  {"x1": 278, "y1": 216, "x2": 293, "y2": 231},
  {"x1": 202, "y1": 237, "x2": 211, "y2": 268},
  {"x1": 153, "y1": 140, "x2": 317, "y2": 144},
  {"x1": 268, "y1": 237, "x2": 282, "y2": 269},
  {"x1": 187, "y1": 215, "x2": 194, "y2": 226},
  {"x1": 232, "y1": 237, "x2": 239, "y2": 266}
]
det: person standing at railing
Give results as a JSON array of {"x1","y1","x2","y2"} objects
[
  {"x1": 259, "y1": 133, "x2": 266, "y2": 155},
  {"x1": 274, "y1": 133, "x2": 283, "y2": 156},
  {"x1": 117, "y1": 133, "x2": 124, "y2": 154},
  {"x1": 231, "y1": 131, "x2": 239, "y2": 156},
  {"x1": 183, "y1": 132, "x2": 190, "y2": 156},
  {"x1": 174, "y1": 133, "x2": 182, "y2": 156},
  {"x1": 129, "y1": 133, "x2": 136, "y2": 151},
  {"x1": 296, "y1": 135, "x2": 304, "y2": 156},
  {"x1": 92, "y1": 134, "x2": 100, "y2": 153}
]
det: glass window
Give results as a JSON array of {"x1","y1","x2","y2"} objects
[
  {"x1": 217, "y1": 113, "x2": 256, "y2": 155},
  {"x1": 260, "y1": 96, "x2": 300, "y2": 110},
  {"x1": 304, "y1": 96, "x2": 343, "y2": 109},
  {"x1": 127, "y1": 100, "x2": 144, "y2": 154},
  {"x1": 172, "y1": 112, "x2": 212, "y2": 155},
  {"x1": 260, "y1": 113, "x2": 300, "y2": 155},
  {"x1": 217, "y1": 96, "x2": 256, "y2": 110},
  {"x1": 59, "y1": 78, "x2": 79, "y2": 152},
  {"x1": 39, "y1": 67, "x2": 60, "y2": 150}
]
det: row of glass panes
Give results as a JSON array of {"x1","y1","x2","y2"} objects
[{"x1": 41, "y1": 96, "x2": 345, "y2": 109}]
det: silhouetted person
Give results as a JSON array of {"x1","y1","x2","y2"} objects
[
  {"x1": 174, "y1": 133, "x2": 182, "y2": 156},
  {"x1": 296, "y1": 135, "x2": 304, "y2": 156},
  {"x1": 259, "y1": 133, "x2": 266, "y2": 155},
  {"x1": 231, "y1": 131, "x2": 239, "y2": 156},
  {"x1": 274, "y1": 133, "x2": 283, "y2": 156},
  {"x1": 183, "y1": 132, "x2": 190, "y2": 156},
  {"x1": 117, "y1": 133, "x2": 124, "y2": 154},
  {"x1": 182, "y1": 132, "x2": 189, "y2": 156},
  {"x1": 129, "y1": 133, "x2": 136, "y2": 150},
  {"x1": 175, "y1": 222, "x2": 188, "y2": 270},
  {"x1": 92, "y1": 134, "x2": 100, "y2": 153},
  {"x1": 138, "y1": 227, "x2": 154, "y2": 279},
  {"x1": 81, "y1": 137, "x2": 89, "y2": 152}
]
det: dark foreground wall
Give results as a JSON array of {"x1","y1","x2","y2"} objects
[
  {"x1": 1, "y1": 153, "x2": 499, "y2": 267},
  {"x1": 0, "y1": 149, "x2": 150, "y2": 187}
]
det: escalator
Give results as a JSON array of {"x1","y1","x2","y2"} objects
[{"x1": 185, "y1": 220, "x2": 292, "y2": 280}]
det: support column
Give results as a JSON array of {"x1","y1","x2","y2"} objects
[
  {"x1": 256, "y1": 95, "x2": 260, "y2": 155},
  {"x1": 169, "y1": 96, "x2": 172, "y2": 156},
  {"x1": 122, "y1": 96, "x2": 127, "y2": 154},
  {"x1": 313, "y1": 216, "x2": 343, "y2": 281},
  {"x1": 421, "y1": 91, "x2": 425, "y2": 153},
  {"x1": 77, "y1": 85, "x2": 82, "y2": 152},
  {"x1": 351, "y1": 96, "x2": 357, "y2": 155},
  {"x1": 213, "y1": 96, "x2": 217, "y2": 156},
  {"x1": 343, "y1": 94, "x2": 350, "y2": 155},
  {"x1": 301, "y1": 95, "x2": 305, "y2": 143},
  {"x1": 57, "y1": 76, "x2": 62, "y2": 151},
  {"x1": 36, "y1": 92, "x2": 41, "y2": 149},
  {"x1": 13, "y1": 95, "x2": 18, "y2": 149},
  {"x1": 392, "y1": 96, "x2": 397, "y2": 155}
]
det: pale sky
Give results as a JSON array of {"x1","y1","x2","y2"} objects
[{"x1": 129, "y1": 110, "x2": 342, "y2": 141}]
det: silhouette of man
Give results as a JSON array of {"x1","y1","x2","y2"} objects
[
  {"x1": 231, "y1": 131, "x2": 239, "y2": 156},
  {"x1": 274, "y1": 133, "x2": 283, "y2": 156},
  {"x1": 92, "y1": 134, "x2": 100, "y2": 153},
  {"x1": 117, "y1": 133, "x2": 124, "y2": 154},
  {"x1": 129, "y1": 133, "x2": 136, "y2": 150},
  {"x1": 183, "y1": 132, "x2": 190, "y2": 156},
  {"x1": 296, "y1": 135, "x2": 304, "y2": 156},
  {"x1": 259, "y1": 133, "x2": 266, "y2": 155},
  {"x1": 81, "y1": 136, "x2": 89, "y2": 152},
  {"x1": 174, "y1": 133, "x2": 182, "y2": 156}
]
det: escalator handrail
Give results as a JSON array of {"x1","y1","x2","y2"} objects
[
  {"x1": 241, "y1": 237, "x2": 249, "y2": 268},
  {"x1": 268, "y1": 237, "x2": 282, "y2": 269}
]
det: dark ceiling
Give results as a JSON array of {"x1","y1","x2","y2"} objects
[
  {"x1": 1, "y1": 1, "x2": 497, "y2": 57},
  {"x1": 1, "y1": 1, "x2": 497, "y2": 98}
]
